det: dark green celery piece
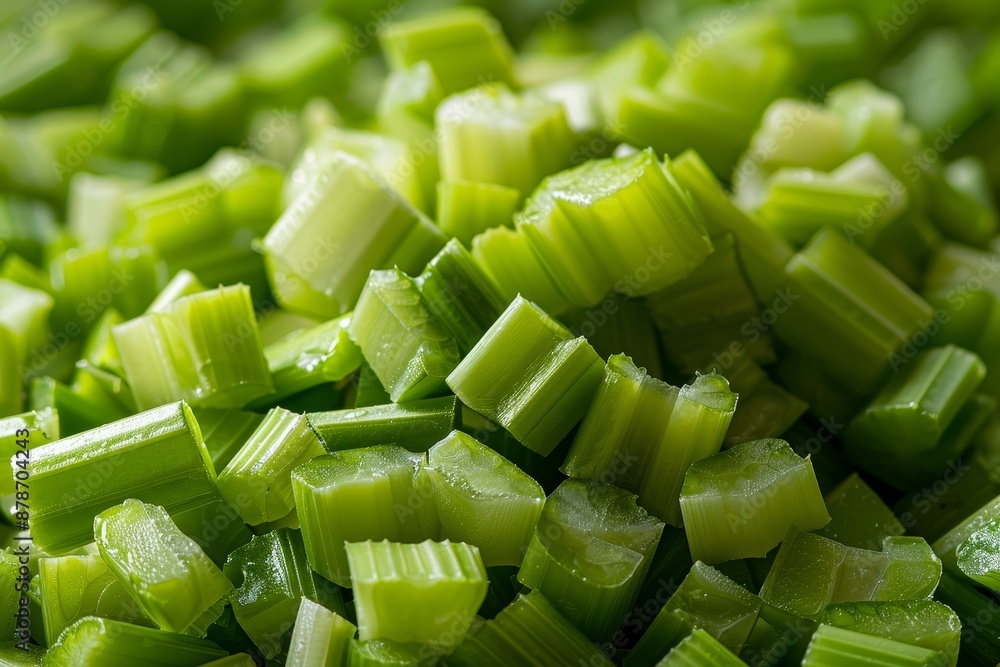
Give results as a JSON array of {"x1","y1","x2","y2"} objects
[
  {"x1": 39, "y1": 553, "x2": 153, "y2": 647},
  {"x1": 168, "y1": 497, "x2": 253, "y2": 569},
  {"x1": 0, "y1": 197, "x2": 59, "y2": 266},
  {"x1": 223, "y1": 529, "x2": 320, "y2": 660},
  {"x1": 927, "y1": 168, "x2": 998, "y2": 247},
  {"x1": 425, "y1": 431, "x2": 545, "y2": 567},
  {"x1": 821, "y1": 601, "x2": 961, "y2": 667},
  {"x1": 759, "y1": 529, "x2": 941, "y2": 619},
  {"x1": 562, "y1": 297, "x2": 664, "y2": 381},
  {"x1": 199, "y1": 656, "x2": 256, "y2": 667},
  {"x1": 0, "y1": 254, "x2": 50, "y2": 293},
  {"x1": 94, "y1": 500, "x2": 233, "y2": 635},
  {"x1": 348, "y1": 639, "x2": 438, "y2": 667},
  {"x1": 817, "y1": 473, "x2": 904, "y2": 550},
  {"x1": 895, "y1": 461, "x2": 1000, "y2": 544},
  {"x1": 310, "y1": 396, "x2": 458, "y2": 453},
  {"x1": 216, "y1": 407, "x2": 326, "y2": 526},
  {"x1": 626, "y1": 562, "x2": 762, "y2": 665},
  {"x1": 29, "y1": 376, "x2": 114, "y2": 437},
  {"x1": 417, "y1": 239, "x2": 508, "y2": 356},
  {"x1": 517, "y1": 479, "x2": 664, "y2": 641},
  {"x1": 262, "y1": 152, "x2": 444, "y2": 320},
  {"x1": 286, "y1": 598, "x2": 356, "y2": 667},
  {"x1": 191, "y1": 408, "x2": 265, "y2": 473},
  {"x1": 29, "y1": 401, "x2": 217, "y2": 553},
  {"x1": 679, "y1": 439, "x2": 830, "y2": 563},
  {"x1": 347, "y1": 539, "x2": 487, "y2": 651},
  {"x1": 956, "y1": 516, "x2": 1000, "y2": 592},
  {"x1": 801, "y1": 624, "x2": 948, "y2": 667},
  {"x1": 437, "y1": 180, "x2": 520, "y2": 246},
  {"x1": 659, "y1": 628, "x2": 745, "y2": 665},
  {"x1": 354, "y1": 362, "x2": 391, "y2": 408},
  {"x1": 0, "y1": 408, "x2": 58, "y2": 518},
  {"x1": 349, "y1": 268, "x2": 459, "y2": 403},
  {"x1": 478, "y1": 566, "x2": 521, "y2": 620},
  {"x1": 43, "y1": 617, "x2": 227, "y2": 666},
  {"x1": 934, "y1": 571, "x2": 1000, "y2": 666},
  {"x1": 0, "y1": 327, "x2": 20, "y2": 418},
  {"x1": 447, "y1": 296, "x2": 604, "y2": 456},
  {"x1": 259, "y1": 314, "x2": 362, "y2": 403},
  {"x1": 933, "y1": 492, "x2": 1000, "y2": 576},
  {"x1": 291, "y1": 447, "x2": 438, "y2": 587},
  {"x1": 774, "y1": 350, "x2": 865, "y2": 422},
  {"x1": 448, "y1": 591, "x2": 614, "y2": 667}
]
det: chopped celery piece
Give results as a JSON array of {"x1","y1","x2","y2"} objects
[
  {"x1": 759, "y1": 529, "x2": 941, "y2": 619},
  {"x1": 79, "y1": 309, "x2": 124, "y2": 375},
  {"x1": 217, "y1": 407, "x2": 326, "y2": 526},
  {"x1": 517, "y1": 478, "x2": 664, "y2": 641},
  {"x1": 437, "y1": 84, "x2": 575, "y2": 199},
  {"x1": 94, "y1": 500, "x2": 232, "y2": 635},
  {"x1": 223, "y1": 529, "x2": 320, "y2": 659},
  {"x1": 113, "y1": 285, "x2": 274, "y2": 410},
  {"x1": 286, "y1": 598, "x2": 356, "y2": 667},
  {"x1": 436, "y1": 180, "x2": 520, "y2": 246},
  {"x1": 29, "y1": 401, "x2": 217, "y2": 553},
  {"x1": 379, "y1": 8, "x2": 517, "y2": 95},
  {"x1": 291, "y1": 447, "x2": 438, "y2": 587},
  {"x1": 587, "y1": 31, "x2": 671, "y2": 122},
  {"x1": 0, "y1": 327, "x2": 21, "y2": 417},
  {"x1": 43, "y1": 617, "x2": 227, "y2": 667},
  {"x1": 260, "y1": 314, "x2": 362, "y2": 403},
  {"x1": 39, "y1": 553, "x2": 153, "y2": 647},
  {"x1": 680, "y1": 438, "x2": 829, "y2": 563},
  {"x1": 934, "y1": 571, "x2": 1000, "y2": 665},
  {"x1": 0, "y1": 553, "x2": 21, "y2": 645},
  {"x1": 802, "y1": 624, "x2": 948, "y2": 667},
  {"x1": 927, "y1": 167, "x2": 999, "y2": 247},
  {"x1": 0, "y1": 197, "x2": 59, "y2": 266},
  {"x1": 817, "y1": 474, "x2": 904, "y2": 550},
  {"x1": 146, "y1": 270, "x2": 206, "y2": 314},
  {"x1": 448, "y1": 591, "x2": 614, "y2": 667},
  {"x1": 447, "y1": 296, "x2": 604, "y2": 455},
  {"x1": 417, "y1": 239, "x2": 509, "y2": 356},
  {"x1": 424, "y1": 430, "x2": 545, "y2": 567},
  {"x1": 956, "y1": 516, "x2": 1000, "y2": 592},
  {"x1": 29, "y1": 375, "x2": 120, "y2": 437},
  {"x1": 309, "y1": 396, "x2": 458, "y2": 453},
  {"x1": 348, "y1": 639, "x2": 437, "y2": 667},
  {"x1": 470, "y1": 225, "x2": 571, "y2": 316},
  {"x1": 1, "y1": 253, "x2": 50, "y2": 293},
  {"x1": 168, "y1": 497, "x2": 252, "y2": 569},
  {"x1": 821, "y1": 601, "x2": 961, "y2": 667},
  {"x1": 191, "y1": 407, "x2": 265, "y2": 473},
  {"x1": 658, "y1": 628, "x2": 745, "y2": 666},
  {"x1": 562, "y1": 297, "x2": 664, "y2": 380},
  {"x1": 708, "y1": 355, "x2": 807, "y2": 448},
  {"x1": 458, "y1": 407, "x2": 565, "y2": 493},
  {"x1": 0, "y1": 278, "x2": 53, "y2": 361},
  {"x1": 0, "y1": 407, "x2": 58, "y2": 518},
  {"x1": 346, "y1": 539, "x2": 487, "y2": 650},
  {"x1": 263, "y1": 152, "x2": 444, "y2": 320},
  {"x1": 0, "y1": 643, "x2": 43, "y2": 666},
  {"x1": 67, "y1": 173, "x2": 148, "y2": 249},
  {"x1": 349, "y1": 268, "x2": 459, "y2": 403}
]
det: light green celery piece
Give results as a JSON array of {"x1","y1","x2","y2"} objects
[
  {"x1": 657, "y1": 628, "x2": 745, "y2": 666},
  {"x1": 640, "y1": 372, "x2": 738, "y2": 526},
  {"x1": 376, "y1": 60, "x2": 443, "y2": 147},
  {"x1": 286, "y1": 598, "x2": 356, "y2": 667},
  {"x1": 436, "y1": 180, "x2": 520, "y2": 246},
  {"x1": 29, "y1": 375, "x2": 118, "y2": 437},
  {"x1": 0, "y1": 553, "x2": 20, "y2": 645},
  {"x1": 0, "y1": 643, "x2": 43, "y2": 666},
  {"x1": 626, "y1": 561, "x2": 762, "y2": 665},
  {"x1": 347, "y1": 639, "x2": 437, "y2": 667},
  {"x1": 470, "y1": 225, "x2": 571, "y2": 316},
  {"x1": 517, "y1": 149, "x2": 713, "y2": 308},
  {"x1": 291, "y1": 447, "x2": 439, "y2": 587},
  {"x1": 586, "y1": 30, "x2": 670, "y2": 121},
  {"x1": 67, "y1": 173, "x2": 148, "y2": 249},
  {"x1": 347, "y1": 540, "x2": 487, "y2": 650},
  {"x1": 264, "y1": 151, "x2": 444, "y2": 320},
  {"x1": 217, "y1": 407, "x2": 326, "y2": 526},
  {"x1": 517, "y1": 478, "x2": 664, "y2": 642},
  {"x1": 774, "y1": 229, "x2": 934, "y2": 396},
  {"x1": 0, "y1": 278, "x2": 53, "y2": 360},
  {"x1": 146, "y1": 270, "x2": 206, "y2": 314},
  {"x1": 354, "y1": 362, "x2": 392, "y2": 408},
  {"x1": 308, "y1": 396, "x2": 458, "y2": 453},
  {"x1": 43, "y1": 617, "x2": 227, "y2": 667},
  {"x1": 39, "y1": 553, "x2": 153, "y2": 647},
  {"x1": 223, "y1": 529, "x2": 319, "y2": 659},
  {"x1": 927, "y1": 168, "x2": 999, "y2": 247},
  {"x1": 29, "y1": 401, "x2": 217, "y2": 554},
  {"x1": 113, "y1": 284, "x2": 274, "y2": 410},
  {"x1": 80, "y1": 309, "x2": 124, "y2": 376},
  {"x1": 94, "y1": 500, "x2": 232, "y2": 636},
  {"x1": 190, "y1": 408, "x2": 265, "y2": 474},
  {"x1": 956, "y1": 516, "x2": 1000, "y2": 592},
  {"x1": 446, "y1": 296, "x2": 604, "y2": 455},
  {"x1": 802, "y1": 624, "x2": 948, "y2": 667},
  {"x1": 379, "y1": 8, "x2": 517, "y2": 94},
  {"x1": 424, "y1": 430, "x2": 544, "y2": 567},
  {"x1": 1, "y1": 253, "x2": 50, "y2": 293},
  {"x1": 349, "y1": 268, "x2": 460, "y2": 402},
  {"x1": 0, "y1": 408, "x2": 58, "y2": 518},
  {"x1": 0, "y1": 197, "x2": 60, "y2": 266},
  {"x1": 821, "y1": 601, "x2": 961, "y2": 667},
  {"x1": 0, "y1": 327, "x2": 21, "y2": 417},
  {"x1": 417, "y1": 238, "x2": 509, "y2": 356},
  {"x1": 161, "y1": 496, "x2": 252, "y2": 570},
  {"x1": 437, "y1": 84, "x2": 574, "y2": 199},
  {"x1": 846, "y1": 345, "x2": 985, "y2": 454},
  {"x1": 69, "y1": 361, "x2": 136, "y2": 420},
  {"x1": 680, "y1": 438, "x2": 829, "y2": 563},
  {"x1": 817, "y1": 473, "x2": 905, "y2": 550},
  {"x1": 258, "y1": 309, "x2": 321, "y2": 348}
]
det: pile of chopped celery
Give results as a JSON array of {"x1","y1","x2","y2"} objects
[{"x1": 3, "y1": 0, "x2": 1000, "y2": 665}]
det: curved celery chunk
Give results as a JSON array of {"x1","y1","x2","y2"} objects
[
  {"x1": 348, "y1": 639, "x2": 438, "y2": 667},
  {"x1": 217, "y1": 407, "x2": 326, "y2": 526},
  {"x1": 346, "y1": 540, "x2": 487, "y2": 651},
  {"x1": 956, "y1": 516, "x2": 1000, "y2": 592},
  {"x1": 802, "y1": 624, "x2": 948, "y2": 667},
  {"x1": 223, "y1": 529, "x2": 320, "y2": 659},
  {"x1": 291, "y1": 447, "x2": 439, "y2": 587},
  {"x1": 113, "y1": 285, "x2": 274, "y2": 410},
  {"x1": 262, "y1": 152, "x2": 444, "y2": 319},
  {"x1": 517, "y1": 478, "x2": 664, "y2": 642},
  {"x1": 349, "y1": 268, "x2": 459, "y2": 403},
  {"x1": 43, "y1": 617, "x2": 227, "y2": 667},
  {"x1": 260, "y1": 314, "x2": 363, "y2": 403},
  {"x1": 39, "y1": 553, "x2": 153, "y2": 647},
  {"x1": 817, "y1": 473, "x2": 904, "y2": 550},
  {"x1": 437, "y1": 180, "x2": 520, "y2": 246},
  {"x1": 286, "y1": 598, "x2": 356, "y2": 667},
  {"x1": 658, "y1": 628, "x2": 745, "y2": 666},
  {"x1": 28, "y1": 401, "x2": 217, "y2": 554},
  {"x1": 424, "y1": 430, "x2": 544, "y2": 566},
  {"x1": 308, "y1": 396, "x2": 458, "y2": 453},
  {"x1": 447, "y1": 296, "x2": 604, "y2": 455},
  {"x1": 94, "y1": 500, "x2": 233, "y2": 636},
  {"x1": 679, "y1": 438, "x2": 829, "y2": 563},
  {"x1": 821, "y1": 601, "x2": 961, "y2": 667}
]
